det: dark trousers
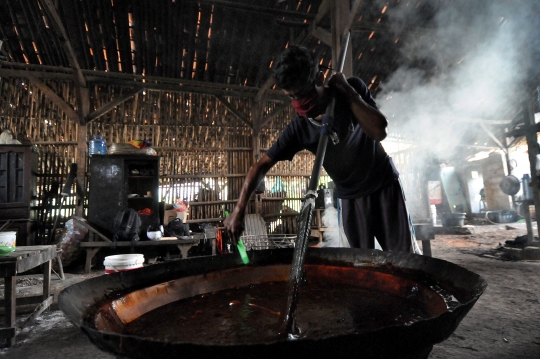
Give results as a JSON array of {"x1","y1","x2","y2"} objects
[{"x1": 341, "y1": 179, "x2": 412, "y2": 252}]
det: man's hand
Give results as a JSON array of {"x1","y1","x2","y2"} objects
[
  {"x1": 224, "y1": 154, "x2": 277, "y2": 246},
  {"x1": 327, "y1": 72, "x2": 354, "y2": 95},
  {"x1": 327, "y1": 72, "x2": 388, "y2": 141},
  {"x1": 223, "y1": 208, "x2": 245, "y2": 246}
]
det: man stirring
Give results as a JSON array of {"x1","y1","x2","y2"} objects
[{"x1": 224, "y1": 45, "x2": 420, "y2": 254}]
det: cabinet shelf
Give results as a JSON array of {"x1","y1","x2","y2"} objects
[{"x1": 88, "y1": 155, "x2": 160, "y2": 239}]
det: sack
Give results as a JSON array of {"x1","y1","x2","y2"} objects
[
  {"x1": 54, "y1": 218, "x2": 88, "y2": 269},
  {"x1": 112, "y1": 209, "x2": 141, "y2": 242}
]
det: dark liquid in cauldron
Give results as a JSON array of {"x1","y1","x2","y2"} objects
[{"x1": 123, "y1": 280, "x2": 437, "y2": 344}]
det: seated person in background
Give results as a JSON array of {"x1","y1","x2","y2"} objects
[
  {"x1": 166, "y1": 199, "x2": 190, "y2": 237},
  {"x1": 177, "y1": 202, "x2": 190, "y2": 236}
]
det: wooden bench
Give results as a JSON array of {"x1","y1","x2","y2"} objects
[
  {"x1": 0, "y1": 245, "x2": 56, "y2": 347},
  {"x1": 72, "y1": 217, "x2": 215, "y2": 273}
]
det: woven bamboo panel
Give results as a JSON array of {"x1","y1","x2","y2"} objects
[{"x1": 0, "y1": 76, "x2": 327, "y2": 237}]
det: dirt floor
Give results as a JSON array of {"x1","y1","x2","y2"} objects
[{"x1": 1, "y1": 222, "x2": 539, "y2": 359}]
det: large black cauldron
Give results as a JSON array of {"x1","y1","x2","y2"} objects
[{"x1": 58, "y1": 248, "x2": 486, "y2": 359}]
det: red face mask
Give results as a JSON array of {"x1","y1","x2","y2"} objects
[{"x1": 291, "y1": 87, "x2": 325, "y2": 118}]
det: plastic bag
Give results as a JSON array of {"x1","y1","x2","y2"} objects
[
  {"x1": 54, "y1": 219, "x2": 89, "y2": 268},
  {"x1": 0, "y1": 129, "x2": 21, "y2": 144}
]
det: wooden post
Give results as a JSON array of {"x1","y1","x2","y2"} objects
[
  {"x1": 525, "y1": 97, "x2": 540, "y2": 245},
  {"x1": 251, "y1": 94, "x2": 266, "y2": 215},
  {"x1": 76, "y1": 122, "x2": 87, "y2": 217},
  {"x1": 331, "y1": 0, "x2": 353, "y2": 78}
]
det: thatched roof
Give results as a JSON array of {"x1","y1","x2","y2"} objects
[{"x1": 0, "y1": 0, "x2": 539, "y2": 148}]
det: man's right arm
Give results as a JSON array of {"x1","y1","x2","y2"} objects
[{"x1": 224, "y1": 154, "x2": 277, "y2": 244}]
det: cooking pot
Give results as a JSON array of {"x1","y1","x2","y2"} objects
[{"x1": 59, "y1": 248, "x2": 486, "y2": 359}]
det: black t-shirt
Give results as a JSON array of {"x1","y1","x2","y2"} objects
[{"x1": 266, "y1": 77, "x2": 399, "y2": 199}]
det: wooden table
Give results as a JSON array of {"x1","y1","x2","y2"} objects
[
  {"x1": 80, "y1": 237, "x2": 203, "y2": 272},
  {"x1": 72, "y1": 216, "x2": 217, "y2": 273},
  {"x1": 0, "y1": 245, "x2": 56, "y2": 347}
]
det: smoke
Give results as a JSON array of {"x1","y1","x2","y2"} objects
[{"x1": 377, "y1": 0, "x2": 538, "y2": 157}]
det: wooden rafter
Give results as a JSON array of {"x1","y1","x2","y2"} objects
[
  {"x1": 87, "y1": 88, "x2": 144, "y2": 123},
  {"x1": 41, "y1": 0, "x2": 86, "y2": 89},
  {"x1": 479, "y1": 122, "x2": 507, "y2": 153},
  {"x1": 215, "y1": 95, "x2": 253, "y2": 129},
  {"x1": 186, "y1": 0, "x2": 316, "y2": 19},
  {"x1": 26, "y1": 75, "x2": 79, "y2": 123},
  {"x1": 260, "y1": 102, "x2": 292, "y2": 129}
]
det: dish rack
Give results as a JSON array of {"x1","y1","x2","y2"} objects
[{"x1": 241, "y1": 234, "x2": 296, "y2": 250}]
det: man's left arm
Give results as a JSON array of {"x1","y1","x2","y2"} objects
[{"x1": 329, "y1": 73, "x2": 388, "y2": 141}]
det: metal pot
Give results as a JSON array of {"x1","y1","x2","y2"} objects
[{"x1": 59, "y1": 248, "x2": 486, "y2": 359}]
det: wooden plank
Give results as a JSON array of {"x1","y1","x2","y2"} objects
[
  {"x1": 0, "y1": 295, "x2": 47, "y2": 308},
  {"x1": 66, "y1": 0, "x2": 92, "y2": 68},
  {"x1": 4, "y1": 1, "x2": 31, "y2": 63},
  {"x1": 4, "y1": 275, "x2": 16, "y2": 346},
  {"x1": 18, "y1": 296, "x2": 53, "y2": 332},
  {"x1": 41, "y1": 0, "x2": 85, "y2": 84},
  {"x1": 144, "y1": 1, "x2": 154, "y2": 76},
  {"x1": 43, "y1": 257, "x2": 51, "y2": 300},
  {"x1": 19, "y1": 0, "x2": 44, "y2": 64},
  {"x1": 98, "y1": 0, "x2": 119, "y2": 72},
  {"x1": 80, "y1": 238, "x2": 200, "y2": 247},
  {"x1": 186, "y1": 0, "x2": 316, "y2": 19},
  {"x1": 112, "y1": 0, "x2": 133, "y2": 73},
  {"x1": 78, "y1": 0, "x2": 106, "y2": 71}
]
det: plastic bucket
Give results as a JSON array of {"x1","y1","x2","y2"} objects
[
  {"x1": 0, "y1": 231, "x2": 16, "y2": 248},
  {"x1": 103, "y1": 254, "x2": 144, "y2": 274},
  {"x1": 487, "y1": 210, "x2": 517, "y2": 224},
  {"x1": 441, "y1": 212, "x2": 466, "y2": 227}
]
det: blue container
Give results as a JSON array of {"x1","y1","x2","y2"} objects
[{"x1": 89, "y1": 135, "x2": 107, "y2": 156}]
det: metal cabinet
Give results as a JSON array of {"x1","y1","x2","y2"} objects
[{"x1": 87, "y1": 155, "x2": 160, "y2": 239}]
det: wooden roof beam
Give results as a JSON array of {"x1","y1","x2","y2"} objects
[
  {"x1": 41, "y1": 0, "x2": 85, "y2": 89},
  {"x1": 87, "y1": 88, "x2": 143, "y2": 123},
  {"x1": 480, "y1": 122, "x2": 507, "y2": 153},
  {"x1": 215, "y1": 95, "x2": 253, "y2": 129},
  {"x1": 26, "y1": 75, "x2": 79, "y2": 123},
  {"x1": 187, "y1": 0, "x2": 316, "y2": 20},
  {"x1": 0, "y1": 66, "x2": 288, "y2": 100},
  {"x1": 260, "y1": 102, "x2": 292, "y2": 129}
]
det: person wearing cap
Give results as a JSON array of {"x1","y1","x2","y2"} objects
[{"x1": 224, "y1": 45, "x2": 420, "y2": 254}]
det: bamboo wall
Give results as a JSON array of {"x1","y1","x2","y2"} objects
[
  {"x1": 0, "y1": 76, "x2": 322, "y2": 241},
  {"x1": 0, "y1": 78, "x2": 81, "y2": 241}
]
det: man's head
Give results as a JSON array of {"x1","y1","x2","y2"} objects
[
  {"x1": 273, "y1": 45, "x2": 327, "y2": 119},
  {"x1": 272, "y1": 45, "x2": 319, "y2": 92}
]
